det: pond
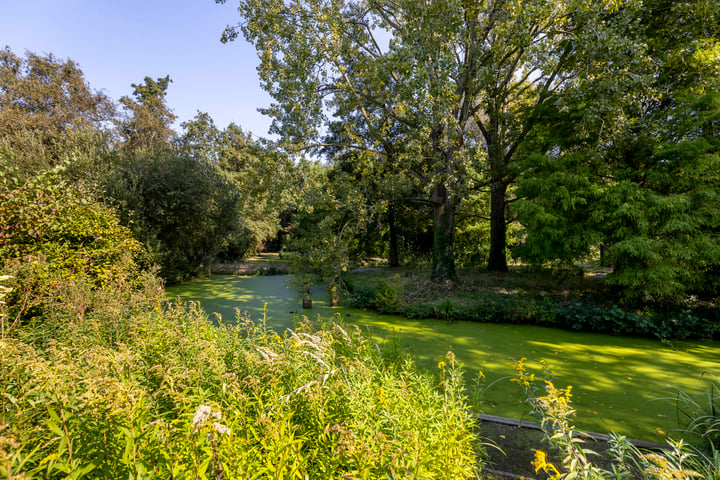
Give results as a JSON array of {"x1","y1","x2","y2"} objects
[{"x1": 166, "y1": 274, "x2": 720, "y2": 443}]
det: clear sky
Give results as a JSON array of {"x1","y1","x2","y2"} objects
[{"x1": 0, "y1": 0, "x2": 274, "y2": 138}]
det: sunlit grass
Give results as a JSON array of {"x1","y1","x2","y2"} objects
[{"x1": 166, "y1": 274, "x2": 720, "y2": 442}]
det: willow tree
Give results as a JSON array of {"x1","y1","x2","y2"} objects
[
  {"x1": 0, "y1": 47, "x2": 115, "y2": 177},
  {"x1": 220, "y1": 0, "x2": 642, "y2": 279}
]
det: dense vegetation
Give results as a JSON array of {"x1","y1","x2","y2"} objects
[
  {"x1": 0, "y1": 47, "x2": 289, "y2": 283},
  {"x1": 1, "y1": 279, "x2": 481, "y2": 478},
  {"x1": 2, "y1": 0, "x2": 720, "y2": 476}
]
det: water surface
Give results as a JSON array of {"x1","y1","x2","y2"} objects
[{"x1": 166, "y1": 274, "x2": 720, "y2": 442}]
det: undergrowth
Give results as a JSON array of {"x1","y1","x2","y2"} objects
[
  {"x1": 0, "y1": 294, "x2": 482, "y2": 478},
  {"x1": 343, "y1": 270, "x2": 719, "y2": 340}
]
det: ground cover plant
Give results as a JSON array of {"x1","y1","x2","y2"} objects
[{"x1": 342, "y1": 267, "x2": 719, "y2": 341}]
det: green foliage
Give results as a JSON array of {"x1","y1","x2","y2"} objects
[
  {"x1": 670, "y1": 373, "x2": 720, "y2": 455},
  {"x1": 511, "y1": 358, "x2": 719, "y2": 479},
  {"x1": 0, "y1": 164, "x2": 145, "y2": 330},
  {"x1": 118, "y1": 75, "x2": 177, "y2": 151},
  {"x1": 282, "y1": 161, "x2": 366, "y2": 285},
  {"x1": 226, "y1": 0, "x2": 648, "y2": 276},
  {"x1": 514, "y1": 0, "x2": 720, "y2": 303},
  {"x1": 100, "y1": 149, "x2": 250, "y2": 282},
  {"x1": 0, "y1": 288, "x2": 483, "y2": 478},
  {"x1": 0, "y1": 47, "x2": 115, "y2": 179},
  {"x1": 373, "y1": 274, "x2": 402, "y2": 314},
  {"x1": 180, "y1": 116, "x2": 291, "y2": 255},
  {"x1": 557, "y1": 300, "x2": 717, "y2": 341},
  {"x1": 345, "y1": 272, "x2": 560, "y2": 325},
  {"x1": 344, "y1": 271, "x2": 716, "y2": 339}
]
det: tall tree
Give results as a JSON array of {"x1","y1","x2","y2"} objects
[
  {"x1": 118, "y1": 75, "x2": 176, "y2": 151},
  {"x1": 179, "y1": 111, "x2": 222, "y2": 163},
  {"x1": 513, "y1": 0, "x2": 720, "y2": 301},
  {"x1": 0, "y1": 47, "x2": 114, "y2": 176},
  {"x1": 180, "y1": 114, "x2": 292, "y2": 253},
  {"x1": 221, "y1": 0, "x2": 644, "y2": 279}
]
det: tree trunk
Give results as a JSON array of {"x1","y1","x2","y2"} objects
[
  {"x1": 388, "y1": 204, "x2": 399, "y2": 268},
  {"x1": 431, "y1": 183, "x2": 457, "y2": 281},
  {"x1": 487, "y1": 177, "x2": 509, "y2": 272}
]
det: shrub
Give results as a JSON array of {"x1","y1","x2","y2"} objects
[
  {"x1": 0, "y1": 165, "x2": 144, "y2": 287},
  {"x1": 374, "y1": 273, "x2": 404, "y2": 313},
  {"x1": 0, "y1": 165, "x2": 148, "y2": 333},
  {"x1": 1, "y1": 299, "x2": 483, "y2": 478},
  {"x1": 557, "y1": 298, "x2": 717, "y2": 340}
]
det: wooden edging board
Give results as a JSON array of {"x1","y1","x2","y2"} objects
[{"x1": 476, "y1": 413, "x2": 671, "y2": 451}]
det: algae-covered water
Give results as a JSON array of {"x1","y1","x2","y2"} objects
[{"x1": 166, "y1": 274, "x2": 720, "y2": 442}]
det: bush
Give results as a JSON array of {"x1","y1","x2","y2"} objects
[
  {"x1": 0, "y1": 165, "x2": 144, "y2": 286},
  {"x1": 557, "y1": 298, "x2": 717, "y2": 340},
  {"x1": 344, "y1": 274, "x2": 559, "y2": 324},
  {"x1": 0, "y1": 165, "x2": 148, "y2": 332},
  {"x1": 1, "y1": 294, "x2": 483, "y2": 477}
]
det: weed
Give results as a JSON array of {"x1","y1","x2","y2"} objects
[{"x1": 1, "y1": 289, "x2": 482, "y2": 478}]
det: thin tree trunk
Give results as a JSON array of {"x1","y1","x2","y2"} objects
[
  {"x1": 388, "y1": 204, "x2": 399, "y2": 268},
  {"x1": 431, "y1": 183, "x2": 457, "y2": 281},
  {"x1": 487, "y1": 177, "x2": 509, "y2": 272}
]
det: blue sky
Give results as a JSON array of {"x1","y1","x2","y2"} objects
[{"x1": 0, "y1": 0, "x2": 274, "y2": 138}]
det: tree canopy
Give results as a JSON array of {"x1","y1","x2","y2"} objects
[
  {"x1": 221, "y1": 0, "x2": 650, "y2": 280},
  {"x1": 0, "y1": 47, "x2": 115, "y2": 176},
  {"x1": 118, "y1": 75, "x2": 177, "y2": 151}
]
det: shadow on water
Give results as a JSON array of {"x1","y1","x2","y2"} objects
[{"x1": 165, "y1": 274, "x2": 720, "y2": 443}]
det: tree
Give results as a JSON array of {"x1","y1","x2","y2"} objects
[
  {"x1": 179, "y1": 111, "x2": 222, "y2": 163},
  {"x1": 513, "y1": 0, "x2": 720, "y2": 301},
  {"x1": 101, "y1": 149, "x2": 247, "y2": 282},
  {"x1": 118, "y1": 75, "x2": 176, "y2": 151},
  {"x1": 0, "y1": 47, "x2": 115, "y2": 177},
  {"x1": 322, "y1": 119, "x2": 432, "y2": 267},
  {"x1": 179, "y1": 114, "x2": 292, "y2": 254},
  {"x1": 221, "y1": 0, "x2": 645, "y2": 280}
]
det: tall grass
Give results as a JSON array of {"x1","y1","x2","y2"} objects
[
  {"x1": 670, "y1": 373, "x2": 720, "y2": 454},
  {"x1": 0, "y1": 277, "x2": 482, "y2": 479},
  {"x1": 508, "y1": 358, "x2": 720, "y2": 479}
]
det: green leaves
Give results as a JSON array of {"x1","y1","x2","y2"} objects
[
  {"x1": 0, "y1": 165, "x2": 144, "y2": 290},
  {"x1": 118, "y1": 75, "x2": 177, "y2": 152},
  {"x1": 1, "y1": 298, "x2": 482, "y2": 478}
]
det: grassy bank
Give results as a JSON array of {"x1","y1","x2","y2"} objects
[{"x1": 342, "y1": 267, "x2": 719, "y2": 340}]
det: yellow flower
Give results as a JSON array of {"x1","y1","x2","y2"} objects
[
  {"x1": 532, "y1": 450, "x2": 561, "y2": 478},
  {"x1": 438, "y1": 361, "x2": 446, "y2": 369}
]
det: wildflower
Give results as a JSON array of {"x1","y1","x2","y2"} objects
[
  {"x1": 193, "y1": 405, "x2": 212, "y2": 431},
  {"x1": 212, "y1": 422, "x2": 231, "y2": 435},
  {"x1": 438, "y1": 361, "x2": 446, "y2": 369},
  {"x1": 532, "y1": 450, "x2": 561, "y2": 478}
]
